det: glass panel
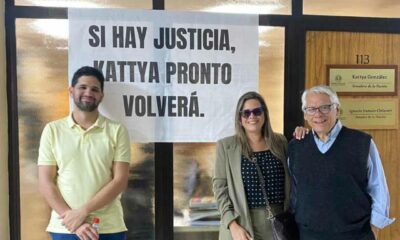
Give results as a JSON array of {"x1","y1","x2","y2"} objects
[
  {"x1": 16, "y1": 18, "x2": 155, "y2": 240},
  {"x1": 173, "y1": 26, "x2": 284, "y2": 239},
  {"x1": 166, "y1": 0, "x2": 291, "y2": 15},
  {"x1": 16, "y1": 0, "x2": 151, "y2": 8},
  {"x1": 259, "y1": 26, "x2": 285, "y2": 134},
  {"x1": 173, "y1": 143, "x2": 219, "y2": 239},
  {"x1": 304, "y1": 0, "x2": 400, "y2": 18}
]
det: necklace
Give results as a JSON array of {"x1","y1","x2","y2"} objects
[{"x1": 249, "y1": 155, "x2": 258, "y2": 163}]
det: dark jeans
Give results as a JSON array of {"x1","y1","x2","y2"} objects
[{"x1": 49, "y1": 232, "x2": 126, "y2": 240}]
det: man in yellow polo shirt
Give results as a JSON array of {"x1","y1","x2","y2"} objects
[{"x1": 38, "y1": 66, "x2": 131, "y2": 240}]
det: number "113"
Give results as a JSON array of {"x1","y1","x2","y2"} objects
[{"x1": 356, "y1": 54, "x2": 370, "y2": 64}]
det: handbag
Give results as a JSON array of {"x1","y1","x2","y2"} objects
[
  {"x1": 270, "y1": 211, "x2": 299, "y2": 240},
  {"x1": 250, "y1": 156, "x2": 299, "y2": 240}
]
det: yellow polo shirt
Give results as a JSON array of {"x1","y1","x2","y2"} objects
[{"x1": 38, "y1": 114, "x2": 131, "y2": 233}]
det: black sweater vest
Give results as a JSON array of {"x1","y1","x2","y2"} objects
[{"x1": 289, "y1": 127, "x2": 372, "y2": 233}]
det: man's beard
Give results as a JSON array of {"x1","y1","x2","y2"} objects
[{"x1": 75, "y1": 99, "x2": 99, "y2": 112}]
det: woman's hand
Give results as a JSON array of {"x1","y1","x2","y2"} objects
[
  {"x1": 229, "y1": 220, "x2": 253, "y2": 240},
  {"x1": 293, "y1": 126, "x2": 309, "y2": 140}
]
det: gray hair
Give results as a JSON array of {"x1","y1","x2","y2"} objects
[{"x1": 301, "y1": 85, "x2": 340, "y2": 110}]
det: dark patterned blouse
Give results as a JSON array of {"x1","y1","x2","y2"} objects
[{"x1": 241, "y1": 150, "x2": 285, "y2": 208}]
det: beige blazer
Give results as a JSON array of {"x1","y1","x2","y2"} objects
[{"x1": 212, "y1": 134, "x2": 290, "y2": 240}]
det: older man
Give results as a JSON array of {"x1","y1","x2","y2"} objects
[{"x1": 288, "y1": 85, "x2": 394, "y2": 240}]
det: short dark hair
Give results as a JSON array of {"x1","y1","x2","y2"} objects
[{"x1": 71, "y1": 66, "x2": 105, "y2": 91}]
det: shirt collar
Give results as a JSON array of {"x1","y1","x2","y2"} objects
[
  {"x1": 67, "y1": 113, "x2": 105, "y2": 129},
  {"x1": 312, "y1": 119, "x2": 342, "y2": 141},
  {"x1": 67, "y1": 114, "x2": 76, "y2": 128}
]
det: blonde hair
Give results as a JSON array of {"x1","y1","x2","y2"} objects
[{"x1": 234, "y1": 91, "x2": 286, "y2": 161}]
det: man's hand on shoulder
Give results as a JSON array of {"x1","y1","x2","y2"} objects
[{"x1": 293, "y1": 126, "x2": 309, "y2": 140}]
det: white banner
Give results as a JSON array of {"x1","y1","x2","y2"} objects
[{"x1": 69, "y1": 9, "x2": 258, "y2": 142}]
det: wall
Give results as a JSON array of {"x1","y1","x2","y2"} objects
[{"x1": 0, "y1": 0, "x2": 10, "y2": 240}]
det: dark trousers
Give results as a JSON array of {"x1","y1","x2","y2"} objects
[{"x1": 298, "y1": 225, "x2": 375, "y2": 240}]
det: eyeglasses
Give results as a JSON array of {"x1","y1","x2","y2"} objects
[
  {"x1": 240, "y1": 107, "x2": 264, "y2": 118},
  {"x1": 303, "y1": 104, "x2": 336, "y2": 115}
]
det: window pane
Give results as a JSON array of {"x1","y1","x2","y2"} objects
[
  {"x1": 173, "y1": 26, "x2": 284, "y2": 239},
  {"x1": 16, "y1": 18, "x2": 155, "y2": 240},
  {"x1": 259, "y1": 26, "x2": 285, "y2": 134},
  {"x1": 16, "y1": 0, "x2": 151, "y2": 8},
  {"x1": 173, "y1": 143, "x2": 219, "y2": 239},
  {"x1": 304, "y1": 0, "x2": 400, "y2": 18},
  {"x1": 166, "y1": 0, "x2": 291, "y2": 15}
]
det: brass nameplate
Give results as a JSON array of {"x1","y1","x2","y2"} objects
[
  {"x1": 327, "y1": 65, "x2": 397, "y2": 96},
  {"x1": 339, "y1": 98, "x2": 398, "y2": 129}
]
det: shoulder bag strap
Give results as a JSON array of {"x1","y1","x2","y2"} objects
[{"x1": 249, "y1": 156, "x2": 274, "y2": 219}]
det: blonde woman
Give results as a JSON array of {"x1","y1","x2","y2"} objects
[{"x1": 213, "y1": 91, "x2": 291, "y2": 240}]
